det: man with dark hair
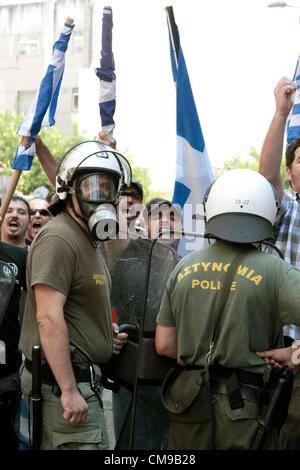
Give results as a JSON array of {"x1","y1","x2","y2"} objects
[
  {"x1": 102, "y1": 179, "x2": 144, "y2": 270},
  {"x1": 259, "y1": 78, "x2": 300, "y2": 270},
  {"x1": 118, "y1": 179, "x2": 143, "y2": 227},
  {"x1": 1, "y1": 196, "x2": 30, "y2": 248},
  {"x1": 145, "y1": 198, "x2": 182, "y2": 247},
  {"x1": 259, "y1": 77, "x2": 300, "y2": 449}
]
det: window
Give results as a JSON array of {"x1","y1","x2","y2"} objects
[{"x1": 18, "y1": 40, "x2": 40, "y2": 57}]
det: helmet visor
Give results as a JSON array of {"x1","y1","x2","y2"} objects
[{"x1": 77, "y1": 173, "x2": 117, "y2": 202}]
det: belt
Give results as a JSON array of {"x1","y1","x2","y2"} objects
[
  {"x1": 209, "y1": 366, "x2": 263, "y2": 388},
  {"x1": 210, "y1": 378, "x2": 260, "y2": 403},
  {"x1": 24, "y1": 358, "x2": 92, "y2": 386}
]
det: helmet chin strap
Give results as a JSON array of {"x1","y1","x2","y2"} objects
[{"x1": 68, "y1": 195, "x2": 88, "y2": 225}]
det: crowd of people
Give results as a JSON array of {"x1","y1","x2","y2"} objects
[{"x1": 1, "y1": 75, "x2": 300, "y2": 451}]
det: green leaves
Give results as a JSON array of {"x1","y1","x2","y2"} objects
[{"x1": 0, "y1": 111, "x2": 152, "y2": 197}]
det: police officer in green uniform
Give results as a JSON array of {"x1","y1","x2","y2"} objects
[
  {"x1": 19, "y1": 141, "x2": 131, "y2": 450},
  {"x1": 156, "y1": 168, "x2": 300, "y2": 450}
]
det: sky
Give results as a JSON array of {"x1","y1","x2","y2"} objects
[
  {"x1": 6, "y1": 0, "x2": 300, "y2": 194},
  {"x1": 81, "y1": 0, "x2": 300, "y2": 194}
]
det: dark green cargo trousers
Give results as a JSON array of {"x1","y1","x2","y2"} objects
[
  {"x1": 165, "y1": 373, "x2": 278, "y2": 450},
  {"x1": 21, "y1": 364, "x2": 109, "y2": 450}
]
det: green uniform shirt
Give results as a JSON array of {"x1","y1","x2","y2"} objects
[
  {"x1": 157, "y1": 241, "x2": 300, "y2": 373},
  {"x1": 19, "y1": 211, "x2": 113, "y2": 364}
]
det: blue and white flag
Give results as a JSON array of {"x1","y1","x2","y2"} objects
[
  {"x1": 12, "y1": 19, "x2": 74, "y2": 170},
  {"x1": 287, "y1": 55, "x2": 300, "y2": 145},
  {"x1": 166, "y1": 7, "x2": 214, "y2": 256},
  {"x1": 96, "y1": 7, "x2": 116, "y2": 138}
]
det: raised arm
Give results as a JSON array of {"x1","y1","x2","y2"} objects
[
  {"x1": 33, "y1": 132, "x2": 116, "y2": 188},
  {"x1": 259, "y1": 77, "x2": 296, "y2": 201},
  {"x1": 33, "y1": 135, "x2": 58, "y2": 186}
]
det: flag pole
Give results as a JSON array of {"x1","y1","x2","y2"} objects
[
  {"x1": 165, "y1": 5, "x2": 214, "y2": 256},
  {"x1": 166, "y1": 6, "x2": 179, "y2": 68},
  {"x1": 96, "y1": 6, "x2": 116, "y2": 141},
  {"x1": 0, "y1": 136, "x2": 30, "y2": 223}
]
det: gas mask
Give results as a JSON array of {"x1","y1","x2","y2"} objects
[
  {"x1": 75, "y1": 172, "x2": 119, "y2": 241},
  {"x1": 54, "y1": 141, "x2": 133, "y2": 237}
]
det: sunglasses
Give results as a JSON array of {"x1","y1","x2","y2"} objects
[{"x1": 30, "y1": 209, "x2": 51, "y2": 217}]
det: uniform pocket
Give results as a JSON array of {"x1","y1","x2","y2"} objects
[
  {"x1": 161, "y1": 368, "x2": 211, "y2": 424},
  {"x1": 224, "y1": 397, "x2": 259, "y2": 421},
  {"x1": 53, "y1": 428, "x2": 102, "y2": 450},
  {"x1": 214, "y1": 395, "x2": 260, "y2": 449}
]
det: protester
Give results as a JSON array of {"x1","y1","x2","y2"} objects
[
  {"x1": 118, "y1": 179, "x2": 143, "y2": 227},
  {"x1": 156, "y1": 169, "x2": 300, "y2": 450},
  {"x1": 1, "y1": 196, "x2": 30, "y2": 248},
  {"x1": 145, "y1": 198, "x2": 182, "y2": 248},
  {"x1": 259, "y1": 77, "x2": 300, "y2": 449},
  {"x1": 111, "y1": 198, "x2": 181, "y2": 449},
  {"x1": 0, "y1": 239, "x2": 27, "y2": 450},
  {"x1": 26, "y1": 197, "x2": 52, "y2": 245},
  {"x1": 101, "y1": 179, "x2": 144, "y2": 270},
  {"x1": 257, "y1": 345, "x2": 300, "y2": 371},
  {"x1": 19, "y1": 141, "x2": 130, "y2": 450}
]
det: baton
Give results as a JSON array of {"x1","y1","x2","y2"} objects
[{"x1": 31, "y1": 345, "x2": 42, "y2": 450}]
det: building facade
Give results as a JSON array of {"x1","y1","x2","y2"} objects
[{"x1": 0, "y1": 0, "x2": 100, "y2": 135}]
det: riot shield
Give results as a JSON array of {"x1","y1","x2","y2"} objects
[
  {"x1": 106, "y1": 237, "x2": 178, "y2": 449},
  {"x1": 110, "y1": 237, "x2": 177, "y2": 334},
  {"x1": 0, "y1": 260, "x2": 15, "y2": 327}
]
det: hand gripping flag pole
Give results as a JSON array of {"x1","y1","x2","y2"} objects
[
  {"x1": 96, "y1": 6, "x2": 116, "y2": 139},
  {"x1": 166, "y1": 6, "x2": 214, "y2": 256},
  {"x1": 0, "y1": 17, "x2": 74, "y2": 223}
]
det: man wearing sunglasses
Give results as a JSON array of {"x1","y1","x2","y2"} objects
[{"x1": 26, "y1": 198, "x2": 52, "y2": 245}]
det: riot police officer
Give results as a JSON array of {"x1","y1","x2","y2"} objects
[
  {"x1": 19, "y1": 141, "x2": 131, "y2": 450},
  {"x1": 156, "y1": 168, "x2": 300, "y2": 450}
]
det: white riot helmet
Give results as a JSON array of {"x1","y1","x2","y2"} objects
[
  {"x1": 56, "y1": 141, "x2": 131, "y2": 199},
  {"x1": 204, "y1": 169, "x2": 279, "y2": 244},
  {"x1": 54, "y1": 141, "x2": 132, "y2": 240}
]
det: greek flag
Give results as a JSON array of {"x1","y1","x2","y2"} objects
[
  {"x1": 166, "y1": 7, "x2": 214, "y2": 255},
  {"x1": 12, "y1": 20, "x2": 74, "y2": 170},
  {"x1": 96, "y1": 7, "x2": 116, "y2": 138},
  {"x1": 287, "y1": 55, "x2": 300, "y2": 144}
]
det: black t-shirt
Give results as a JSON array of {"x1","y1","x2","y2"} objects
[{"x1": 0, "y1": 242, "x2": 27, "y2": 378}]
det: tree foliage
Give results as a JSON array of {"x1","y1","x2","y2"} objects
[
  {"x1": 0, "y1": 111, "x2": 152, "y2": 197},
  {"x1": 222, "y1": 147, "x2": 260, "y2": 172},
  {"x1": 221, "y1": 147, "x2": 289, "y2": 189}
]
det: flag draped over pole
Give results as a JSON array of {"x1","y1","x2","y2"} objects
[
  {"x1": 12, "y1": 18, "x2": 74, "y2": 171},
  {"x1": 0, "y1": 17, "x2": 74, "y2": 222},
  {"x1": 96, "y1": 6, "x2": 116, "y2": 139},
  {"x1": 287, "y1": 55, "x2": 300, "y2": 145},
  {"x1": 166, "y1": 6, "x2": 214, "y2": 256}
]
